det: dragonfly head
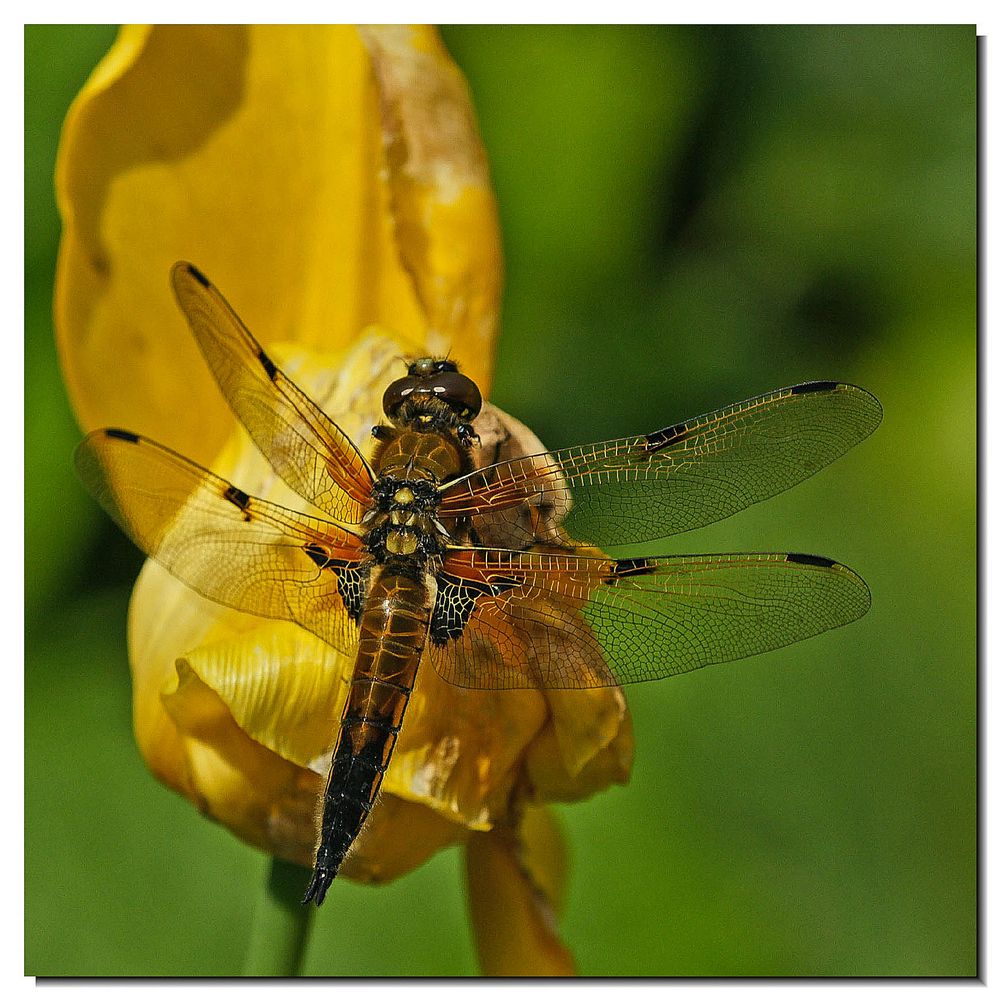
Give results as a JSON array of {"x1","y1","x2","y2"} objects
[{"x1": 382, "y1": 358, "x2": 483, "y2": 424}]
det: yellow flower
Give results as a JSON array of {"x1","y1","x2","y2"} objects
[{"x1": 56, "y1": 24, "x2": 633, "y2": 976}]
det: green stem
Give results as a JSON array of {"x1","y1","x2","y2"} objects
[{"x1": 243, "y1": 857, "x2": 315, "y2": 977}]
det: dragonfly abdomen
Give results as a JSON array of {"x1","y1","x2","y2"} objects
[{"x1": 303, "y1": 565, "x2": 429, "y2": 905}]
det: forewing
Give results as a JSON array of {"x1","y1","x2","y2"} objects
[
  {"x1": 429, "y1": 547, "x2": 871, "y2": 690},
  {"x1": 171, "y1": 261, "x2": 374, "y2": 525},
  {"x1": 439, "y1": 382, "x2": 882, "y2": 548},
  {"x1": 76, "y1": 428, "x2": 367, "y2": 655}
]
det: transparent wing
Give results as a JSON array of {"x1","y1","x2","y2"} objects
[
  {"x1": 171, "y1": 261, "x2": 374, "y2": 525},
  {"x1": 439, "y1": 382, "x2": 882, "y2": 548},
  {"x1": 76, "y1": 428, "x2": 367, "y2": 655},
  {"x1": 429, "y1": 547, "x2": 871, "y2": 690}
]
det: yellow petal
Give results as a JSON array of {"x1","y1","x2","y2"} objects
[
  {"x1": 127, "y1": 558, "x2": 255, "y2": 801},
  {"x1": 177, "y1": 624, "x2": 349, "y2": 770},
  {"x1": 522, "y1": 681, "x2": 634, "y2": 804},
  {"x1": 130, "y1": 557, "x2": 325, "y2": 866},
  {"x1": 161, "y1": 654, "x2": 322, "y2": 866},
  {"x1": 384, "y1": 662, "x2": 548, "y2": 829},
  {"x1": 359, "y1": 25, "x2": 502, "y2": 390},
  {"x1": 465, "y1": 806, "x2": 576, "y2": 977},
  {"x1": 55, "y1": 25, "x2": 500, "y2": 463},
  {"x1": 341, "y1": 795, "x2": 467, "y2": 884},
  {"x1": 525, "y1": 698, "x2": 634, "y2": 802}
]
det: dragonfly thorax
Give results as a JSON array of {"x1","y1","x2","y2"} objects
[
  {"x1": 364, "y1": 474, "x2": 448, "y2": 560},
  {"x1": 366, "y1": 395, "x2": 479, "y2": 562}
]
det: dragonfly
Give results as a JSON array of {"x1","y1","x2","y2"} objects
[{"x1": 76, "y1": 262, "x2": 882, "y2": 906}]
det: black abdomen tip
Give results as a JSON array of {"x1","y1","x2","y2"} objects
[{"x1": 302, "y1": 866, "x2": 338, "y2": 907}]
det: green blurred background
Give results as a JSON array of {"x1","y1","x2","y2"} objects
[{"x1": 25, "y1": 25, "x2": 975, "y2": 976}]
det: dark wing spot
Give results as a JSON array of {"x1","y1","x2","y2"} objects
[
  {"x1": 790, "y1": 380, "x2": 839, "y2": 395},
  {"x1": 105, "y1": 428, "x2": 140, "y2": 444},
  {"x1": 302, "y1": 544, "x2": 368, "y2": 622},
  {"x1": 605, "y1": 556, "x2": 656, "y2": 582},
  {"x1": 223, "y1": 485, "x2": 251, "y2": 511},
  {"x1": 304, "y1": 543, "x2": 330, "y2": 568},
  {"x1": 430, "y1": 572, "x2": 519, "y2": 645},
  {"x1": 186, "y1": 263, "x2": 211, "y2": 288},
  {"x1": 642, "y1": 421, "x2": 688, "y2": 454},
  {"x1": 257, "y1": 348, "x2": 278, "y2": 381},
  {"x1": 786, "y1": 552, "x2": 836, "y2": 568}
]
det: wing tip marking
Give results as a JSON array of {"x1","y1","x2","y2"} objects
[
  {"x1": 104, "y1": 428, "x2": 140, "y2": 444},
  {"x1": 257, "y1": 347, "x2": 278, "y2": 380},
  {"x1": 790, "y1": 380, "x2": 840, "y2": 395},
  {"x1": 185, "y1": 263, "x2": 212, "y2": 288},
  {"x1": 785, "y1": 552, "x2": 836, "y2": 568}
]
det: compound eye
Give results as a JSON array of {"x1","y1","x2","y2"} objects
[
  {"x1": 433, "y1": 370, "x2": 482, "y2": 419},
  {"x1": 382, "y1": 376, "x2": 416, "y2": 417},
  {"x1": 382, "y1": 370, "x2": 483, "y2": 420}
]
